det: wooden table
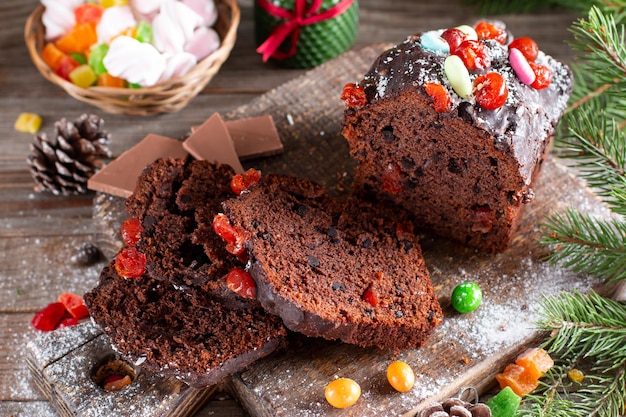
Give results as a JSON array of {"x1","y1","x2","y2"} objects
[{"x1": 1, "y1": 1, "x2": 579, "y2": 416}]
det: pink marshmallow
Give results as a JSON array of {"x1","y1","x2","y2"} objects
[
  {"x1": 41, "y1": 0, "x2": 82, "y2": 40},
  {"x1": 510, "y1": 47, "x2": 536, "y2": 86},
  {"x1": 96, "y1": 6, "x2": 137, "y2": 44},
  {"x1": 181, "y1": 0, "x2": 218, "y2": 27},
  {"x1": 185, "y1": 26, "x2": 220, "y2": 60},
  {"x1": 103, "y1": 36, "x2": 166, "y2": 86},
  {"x1": 131, "y1": 0, "x2": 162, "y2": 16},
  {"x1": 152, "y1": 0, "x2": 204, "y2": 53},
  {"x1": 159, "y1": 52, "x2": 198, "y2": 82}
]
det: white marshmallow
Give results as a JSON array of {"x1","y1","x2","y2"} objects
[
  {"x1": 96, "y1": 6, "x2": 137, "y2": 44},
  {"x1": 103, "y1": 36, "x2": 166, "y2": 86}
]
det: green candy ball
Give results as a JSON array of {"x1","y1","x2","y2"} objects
[{"x1": 451, "y1": 281, "x2": 482, "y2": 313}]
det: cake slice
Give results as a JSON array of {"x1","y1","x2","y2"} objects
[
  {"x1": 342, "y1": 21, "x2": 573, "y2": 253},
  {"x1": 220, "y1": 174, "x2": 443, "y2": 351},
  {"x1": 84, "y1": 261, "x2": 287, "y2": 387},
  {"x1": 124, "y1": 157, "x2": 249, "y2": 307}
]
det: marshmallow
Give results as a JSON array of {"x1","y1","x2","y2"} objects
[
  {"x1": 41, "y1": 0, "x2": 82, "y2": 40},
  {"x1": 185, "y1": 26, "x2": 220, "y2": 60},
  {"x1": 152, "y1": 0, "x2": 203, "y2": 54},
  {"x1": 96, "y1": 6, "x2": 137, "y2": 44},
  {"x1": 159, "y1": 52, "x2": 197, "y2": 82},
  {"x1": 181, "y1": 0, "x2": 218, "y2": 27},
  {"x1": 103, "y1": 36, "x2": 166, "y2": 86}
]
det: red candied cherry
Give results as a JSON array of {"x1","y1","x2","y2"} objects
[
  {"x1": 474, "y1": 21, "x2": 507, "y2": 44},
  {"x1": 382, "y1": 163, "x2": 403, "y2": 194},
  {"x1": 115, "y1": 246, "x2": 146, "y2": 279},
  {"x1": 121, "y1": 217, "x2": 143, "y2": 246},
  {"x1": 508, "y1": 37, "x2": 539, "y2": 62},
  {"x1": 424, "y1": 82, "x2": 452, "y2": 113},
  {"x1": 529, "y1": 62, "x2": 552, "y2": 89},
  {"x1": 31, "y1": 302, "x2": 67, "y2": 331},
  {"x1": 54, "y1": 55, "x2": 80, "y2": 81},
  {"x1": 454, "y1": 40, "x2": 491, "y2": 71},
  {"x1": 231, "y1": 168, "x2": 262, "y2": 195},
  {"x1": 58, "y1": 292, "x2": 90, "y2": 320},
  {"x1": 362, "y1": 287, "x2": 379, "y2": 307},
  {"x1": 341, "y1": 83, "x2": 367, "y2": 108},
  {"x1": 225, "y1": 268, "x2": 256, "y2": 299},
  {"x1": 58, "y1": 316, "x2": 79, "y2": 328},
  {"x1": 473, "y1": 72, "x2": 508, "y2": 110},
  {"x1": 213, "y1": 213, "x2": 251, "y2": 256},
  {"x1": 440, "y1": 28, "x2": 467, "y2": 53}
]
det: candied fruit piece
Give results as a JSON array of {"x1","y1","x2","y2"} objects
[
  {"x1": 486, "y1": 386, "x2": 521, "y2": 417},
  {"x1": 382, "y1": 163, "x2": 403, "y2": 194},
  {"x1": 515, "y1": 348, "x2": 554, "y2": 380},
  {"x1": 495, "y1": 363, "x2": 539, "y2": 397},
  {"x1": 475, "y1": 21, "x2": 507, "y2": 44},
  {"x1": 362, "y1": 287, "x2": 379, "y2": 307},
  {"x1": 97, "y1": 73, "x2": 125, "y2": 87},
  {"x1": 121, "y1": 217, "x2": 143, "y2": 246},
  {"x1": 69, "y1": 65, "x2": 98, "y2": 88},
  {"x1": 231, "y1": 168, "x2": 262, "y2": 195},
  {"x1": 55, "y1": 55, "x2": 81, "y2": 81},
  {"x1": 529, "y1": 62, "x2": 552, "y2": 89},
  {"x1": 31, "y1": 302, "x2": 66, "y2": 331},
  {"x1": 89, "y1": 43, "x2": 110, "y2": 76},
  {"x1": 508, "y1": 37, "x2": 539, "y2": 62},
  {"x1": 568, "y1": 368, "x2": 584, "y2": 383},
  {"x1": 14, "y1": 113, "x2": 42, "y2": 134},
  {"x1": 115, "y1": 246, "x2": 146, "y2": 278},
  {"x1": 474, "y1": 72, "x2": 508, "y2": 110},
  {"x1": 75, "y1": 3, "x2": 104, "y2": 26},
  {"x1": 454, "y1": 40, "x2": 491, "y2": 71},
  {"x1": 58, "y1": 292, "x2": 90, "y2": 320},
  {"x1": 424, "y1": 82, "x2": 452, "y2": 113},
  {"x1": 440, "y1": 28, "x2": 466, "y2": 53},
  {"x1": 213, "y1": 213, "x2": 251, "y2": 255},
  {"x1": 41, "y1": 43, "x2": 66, "y2": 71},
  {"x1": 135, "y1": 21, "x2": 153, "y2": 43},
  {"x1": 56, "y1": 23, "x2": 97, "y2": 54},
  {"x1": 103, "y1": 374, "x2": 132, "y2": 391},
  {"x1": 341, "y1": 83, "x2": 367, "y2": 108},
  {"x1": 58, "y1": 316, "x2": 79, "y2": 328},
  {"x1": 225, "y1": 268, "x2": 256, "y2": 299}
]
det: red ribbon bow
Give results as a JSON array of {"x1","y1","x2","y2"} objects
[{"x1": 256, "y1": 0, "x2": 355, "y2": 62}]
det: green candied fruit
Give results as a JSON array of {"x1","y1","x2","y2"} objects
[
  {"x1": 88, "y1": 43, "x2": 109, "y2": 76},
  {"x1": 451, "y1": 281, "x2": 482, "y2": 313},
  {"x1": 69, "y1": 52, "x2": 87, "y2": 65},
  {"x1": 135, "y1": 21, "x2": 153, "y2": 43},
  {"x1": 486, "y1": 386, "x2": 521, "y2": 417}
]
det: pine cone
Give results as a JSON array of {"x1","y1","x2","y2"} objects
[
  {"x1": 418, "y1": 398, "x2": 491, "y2": 417},
  {"x1": 27, "y1": 114, "x2": 112, "y2": 196}
]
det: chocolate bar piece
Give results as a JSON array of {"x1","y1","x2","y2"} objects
[
  {"x1": 182, "y1": 113, "x2": 244, "y2": 173},
  {"x1": 87, "y1": 134, "x2": 188, "y2": 198}
]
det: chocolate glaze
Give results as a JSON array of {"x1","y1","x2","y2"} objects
[{"x1": 358, "y1": 30, "x2": 572, "y2": 185}]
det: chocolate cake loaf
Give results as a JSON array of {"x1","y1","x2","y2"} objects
[
  {"x1": 342, "y1": 21, "x2": 573, "y2": 253},
  {"x1": 220, "y1": 174, "x2": 443, "y2": 351},
  {"x1": 84, "y1": 261, "x2": 287, "y2": 387},
  {"x1": 124, "y1": 157, "x2": 248, "y2": 307}
]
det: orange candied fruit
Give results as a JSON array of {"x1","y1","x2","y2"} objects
[
  {"x1": 474, "y1": 21, "x2": 507, "y2": 45},
  {"x1": 98, "y1": 73, "x2": 126, "y2": 88},
  {"x1": 424, "y1": 82, "x2": 452, "y2": 113},
  {"x1": 515, "y1": 348, "x2": 554, "y2": 380},
  {"x1": 55, "y1": 23, "x2": 98, "y2": 54},
  {"x1": 341, "y1": 83, "x2": 367, "y2": 108},
  {"x1": 41, "y1": 43, "x2": 67, "y2": 71},
  {"x1": 495, "y1": 363, "x2": 539, "y2": 397}
]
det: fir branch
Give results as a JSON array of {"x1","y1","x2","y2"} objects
[
  {"x1": 540, "y1": 209, "x2": 626, "y2": 281},
  {"x1": 516, "y1": 291, "x2": 626, "y2": 417}
]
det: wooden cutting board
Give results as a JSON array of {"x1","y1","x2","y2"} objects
[{"x1": 68, "y1": 45, "x2": 613, "y2": 416}]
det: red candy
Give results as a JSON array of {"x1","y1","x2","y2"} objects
[
  {"x1": 31, "y1": 302, "x2": 67, "y2": 331},
  {"x1": 475, "y1": 21, "x2": 507, "y2": 45},
  {"x1": 54, "y1": 55, "x2": 80, "y2": 81},
  {"x1": 58, "y1": 317, "x2": 79, "y2": 328},
  {"x1": 424, "y1": 82, "x2": 452, "y2": 113},
  {"x1": 225, "y1": 268, "x2": 256, "y2": 299},
  {"x1": 231, "y1": 168, "x2": 262, "y2": 195},
  {"x1": 341, "y1": 83, "x2": 367, "y2": 108},
  {"x1": 454, "y1": 40, "x2": 491, "y2": 71},
  {"x1": 121, "y1": 217, "x2": 143, "y2": 246},
  {"x1": 473, "y1": 72, "x2": 508, "y2": 110},
  {"x1": 529, "y1": 62, "x2": 552, "y2": 89},
  {"x1": 58, "y1": 292, "x2": 90, "y2": 319},
  {"x1": 508, "y1": 37, "x2": 539, "y2": 62},
  {"x1": 115, "y1": 246, "x2": 147, "y2": 278},
  {"x1": 440, "y1": 28, "x2": 466, "y2": 53}
]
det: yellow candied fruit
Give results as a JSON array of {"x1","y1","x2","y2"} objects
[
  {"x1": 14, "y1": 113, "x2": 42, "y2": 134},
  {"x1": 568, "y1": 369, "x2": 584, "y2": 383},
  {"x1": 100, "y1": 0, "x2": 128, "y2": 7}
]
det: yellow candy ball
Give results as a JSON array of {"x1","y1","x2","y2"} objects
[
  {"x1": 387, "y1": 361, "x2": 415, "y2": 392},
  {"x1": 324, "y1": 377, "x2": 361, "y2": 408}
]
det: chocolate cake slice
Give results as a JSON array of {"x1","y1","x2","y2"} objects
[
  {"x1": 124, "y1": 157, "x2": 248, "y2": 307},
  {"x1": 342, "y1": 22, "x2": 573, "y2": 253},
  {"x1": 221, "y1": 174, "x2": 443, "y2": 351},
  {"x1": 84, "y1": 261, "x2": 287, "y2": 387}
]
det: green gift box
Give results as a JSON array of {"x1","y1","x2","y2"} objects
[{"x1": 255, "y1": 0, "x2": 359, "y2": 68}]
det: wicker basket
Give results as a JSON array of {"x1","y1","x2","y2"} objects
[{"x1": 25, "y1": 0, "x2": 240, "y2": 116}]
